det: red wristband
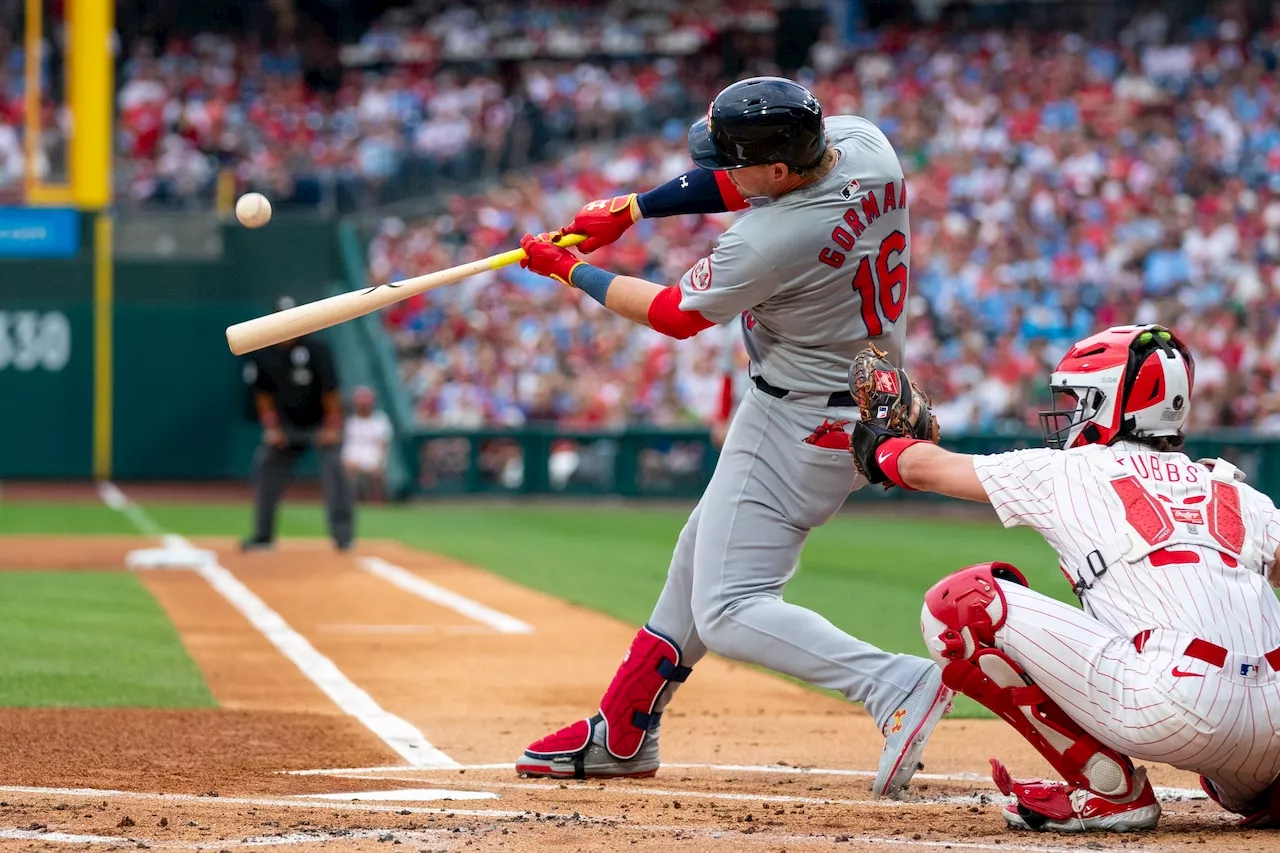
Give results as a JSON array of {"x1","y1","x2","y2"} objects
[{"x1": 874, "y1": 437, "x2": 927, "y2": 490}]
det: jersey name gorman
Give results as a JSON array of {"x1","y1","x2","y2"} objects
[{"x1": 818, "y1": 180, "x2": 909, "y2": 269}]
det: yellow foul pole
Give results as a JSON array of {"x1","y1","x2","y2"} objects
[
  {"x1": 65, "y1": 0, "x2": 116, "y2": 478},
  {"x1": 69, "y1": 0, "x2": 113, "y2": 209}
]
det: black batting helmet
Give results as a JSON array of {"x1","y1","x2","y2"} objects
[{"x1": 687, "y1": 77, "x2": 826, "y2": 172}]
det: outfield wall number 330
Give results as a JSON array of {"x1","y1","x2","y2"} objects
[{"x1": 0, "y1": 311, "x2": 71, "y2": 372}]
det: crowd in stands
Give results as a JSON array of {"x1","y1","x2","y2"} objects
[
  {"x1": 376, "y1": 3, "x2": 1280, "y2": 436},
  {"x1": 342, "y1": 2, "x2": 767, "y2": 66},
  {"x1": 0, "y1": 12, "x2": 716, "y2": 207},
  {"x1": 7, "y1": 0, "x2": 1280, "y2": 436},
  {"x1": 110, "y1": 33, "x2": 713, "y2": 208},
  {"x1": 371, "y1": 134, "x2": 744, "y2": 431}
]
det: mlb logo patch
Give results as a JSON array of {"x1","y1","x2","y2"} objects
[
  {"x1": 840, "y1": 179, "x2": 861, "y2": 200},
  {"x1": 1241, "y1": 663, "x2": 1259, "y2": 678},
  {"x1": 873, "y1": 369, "x2": 900, "y2": 395},
  {"x1": 876, "y1": 405, "x2": 889, "y2": 419}
]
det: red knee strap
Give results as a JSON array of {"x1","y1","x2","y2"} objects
[{"x1": 598, "y1": 625, "x2": 691, "y2": 760}]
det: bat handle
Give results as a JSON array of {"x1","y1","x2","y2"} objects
[{"x1": 488, "y1": 232, "x2": 587, "y2": 270}]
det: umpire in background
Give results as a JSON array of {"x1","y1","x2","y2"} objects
[{"x1": 241, "y1": 297, "x2": 354, "y2": 552}]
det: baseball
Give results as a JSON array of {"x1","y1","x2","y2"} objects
[{"x1": 235, "y1": 192, "x2": 272, "y2": 228}]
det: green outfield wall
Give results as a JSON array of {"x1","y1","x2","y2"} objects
[{"x1": 0, "y1": 214, "x2": 339, "y2": 480}]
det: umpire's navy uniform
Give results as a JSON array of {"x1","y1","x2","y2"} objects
[{"x1": 242, "y1": 333, "x2": 354, "y2": 551}]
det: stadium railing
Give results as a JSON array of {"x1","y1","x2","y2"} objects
[{"x1": 403, "y1": 428, "x2": 1280, "y2": 502}]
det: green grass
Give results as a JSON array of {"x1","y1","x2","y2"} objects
[
  {"x1": 0, "y1": 572, "x2": 216, "y2": 707},
  {"x1": 0, "y1": 501, "x2": 137, "y2": 535},
  {"x1": 0, "y1": 498, "x2": 1070, "y2": 716}
]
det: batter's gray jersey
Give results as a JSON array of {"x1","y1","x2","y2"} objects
[{"x1": 678, "y1": 115, "x2": 910, "y2": 393}]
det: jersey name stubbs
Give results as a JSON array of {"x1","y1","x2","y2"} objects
[{"x1": 819, "y1": 180, "x2": 908, "y2": 269}]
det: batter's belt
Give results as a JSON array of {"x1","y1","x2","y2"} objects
[{"x1": 753, "y1": 374, "x2": 855, "y2": 408}]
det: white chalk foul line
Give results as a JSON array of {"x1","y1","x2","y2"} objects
[
  {"x1": 0, "y1": 827, "x2": 452, "y2": 850},
  {"x1": 0, "y1": 787, "x2": 1195, "y2": 853},
  {"x1": 284, "y1": 761, "x2": 1208, "y2": 801},
  {"x1": 97, "y1": 481, "x2": 163, "y2": 536},
  {"x1": 0, "y1": 785, "x2": 522, "y2": 818},
  {"x1": 0, "y1": 825, "x2": 1159, "y2": 853},
  {"x1": 98, "y1": 484, "x2": 457, "y2": 770},
  {"x1": 324, "y1": 773, "x2": 986, "y2": 808},
  {"x1": 194, "y1": 558, "x2": 455, "y2": 767},
  {"x1": 358, "y1": 556, "x2": 533, "y2": 634},
  {"x1": 0, "y1": 828, "x2": 121, "y2": 844}
]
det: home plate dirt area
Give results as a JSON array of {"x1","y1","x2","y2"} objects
[{"x1": 0, "y1": 537, "x2": 1276, "y2": 852}]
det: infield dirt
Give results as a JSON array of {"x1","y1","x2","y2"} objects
[{"x1": 0, "y1": 535, "x2": 1273, "y2": 852}]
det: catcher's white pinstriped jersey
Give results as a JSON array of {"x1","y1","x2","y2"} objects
[{"x1": 971, "y1": 441, "x2": 1280, "y2": 807}]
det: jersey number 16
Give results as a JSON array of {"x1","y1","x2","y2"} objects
[{"x1": 852, "y1": 231, "x2": 908, "y2": 337}]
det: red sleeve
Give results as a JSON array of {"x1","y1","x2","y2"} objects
[
  {"x1": 647, "y1": 286, "x2": 715, "y2": 340},
  {"x1": 714, "y1": 171, "x2": 749, "y2": 212}
]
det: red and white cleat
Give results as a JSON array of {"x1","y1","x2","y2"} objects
[
  {"x1": 515, "y1": 714, "x2": 659, "y2": 780},
  {"x1": 992, "y1": 759, "x2": 1161, "y2": 832}
]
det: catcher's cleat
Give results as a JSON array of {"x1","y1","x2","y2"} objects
[
  {"x1": 516, "y1": 714, "x2": 660, "y2": 779},
  {"x1": 994, "y1": 760, "x2": 1160, "y2": 832},
  {"x1": 873, "y1": 665, "x2": 953, "y2": 797},
  {"x1": 1201, "y1": 776, "x2": 1280, "y2": 828}
]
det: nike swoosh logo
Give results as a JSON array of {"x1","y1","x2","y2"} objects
[
  {"x1": 1171, "y1": 667, "x2": 1204, "y2": 678},
  {"x1": 877, "y1": 450, "x2": 893, "y2": 465}
]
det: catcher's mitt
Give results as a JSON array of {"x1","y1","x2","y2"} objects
[{"x1": 847, "y1": 345, "x2": 941, "y2": 487}]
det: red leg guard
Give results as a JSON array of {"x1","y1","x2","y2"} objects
[
  {"x1": 523, "y1": 626, "x2": 690, "y2": 765},
  {"x1": 596, "y1": 625, "x2": 690, "y2": 759},
  {"x1": 923, "y1": 563, "x2": 1137, "y2": 799}
]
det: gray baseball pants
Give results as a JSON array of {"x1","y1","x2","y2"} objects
[
  {"x1": 250, "y1": 436, "x2": 354, "y2": 547},
  {"x1": 649, "y1": 386, "x2": 934, "y2": 729}
]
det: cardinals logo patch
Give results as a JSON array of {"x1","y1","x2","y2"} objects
[
  {"x1": 690, "y1": 257, "x2": 712, "y2": 291},
  {"x1": 873, "y1": 369, "x2": 900, "y2": 395}
]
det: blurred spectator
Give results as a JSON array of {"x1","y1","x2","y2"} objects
[
  {"x1": 0, "y1": 4, "x2": 714, "y2": 208},
  {"x1": 342, "y1": 385, "x2": 394, "y2": 503}
]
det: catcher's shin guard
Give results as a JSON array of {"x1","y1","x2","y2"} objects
[
  {"x1": 921, "y1": 563, "x2": 1139, "y2": 800},
  {"x1": 517, "y1": 625, "x2": 692, "y2": 779}
]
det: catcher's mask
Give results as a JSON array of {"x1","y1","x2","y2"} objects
[{"x1": 1038, "y1": 324, "x2": 1194, "y2": 450}]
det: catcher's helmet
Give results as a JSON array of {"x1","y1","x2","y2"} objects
[
  {"x1": 1039, "y1": 324, "x2": 1195, "y2": 450},
  {"x1": 687, "y1": 76, "x2": 826, "y2": 171}
]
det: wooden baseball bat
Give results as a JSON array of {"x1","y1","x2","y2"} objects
[{"x1": 225, "y1": 233, "x2": 586, "y2": 355}]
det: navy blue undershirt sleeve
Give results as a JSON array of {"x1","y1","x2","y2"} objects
[
  {"x1": 569, "y1": 264, "x2": 618, "y2": 307},
  {"x1": 636, "y1": 168, "x2": 730, "y2": 218}
]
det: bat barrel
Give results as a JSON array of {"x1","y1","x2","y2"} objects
[{"x1": 225, "y1": 233, "x2": 585, "y2": 355}]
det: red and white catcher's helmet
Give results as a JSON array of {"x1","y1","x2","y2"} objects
[{"x1": 1039, "y1": 324, "x2": 1195, "y2": 450}]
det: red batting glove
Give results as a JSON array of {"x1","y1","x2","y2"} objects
[
  {"x1": 564, "y1": 193, "x2": 640, "y2": 253},
  {"x1": 520, "y1": 232, "x2": 584, "y2": 287}
]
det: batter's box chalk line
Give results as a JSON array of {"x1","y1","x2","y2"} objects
[{"x1": 282, "y1": 761, "x2": 1209, "y2": 802}]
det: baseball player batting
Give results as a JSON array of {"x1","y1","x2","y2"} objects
[
  {"x1": 847, "y1": 324, "x2": 1280, "y2": 831},
  {"x1": 512, "y1": 76, "x2": 952, "y2": 797}
]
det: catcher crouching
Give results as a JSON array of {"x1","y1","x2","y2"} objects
[{"x1": 846, "y1": 327, "x2": 1280, "y2": 833}]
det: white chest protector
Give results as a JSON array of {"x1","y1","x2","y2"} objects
[{"x1": 1094, "y1": 456, "x2": 1263, "y2": 573}]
